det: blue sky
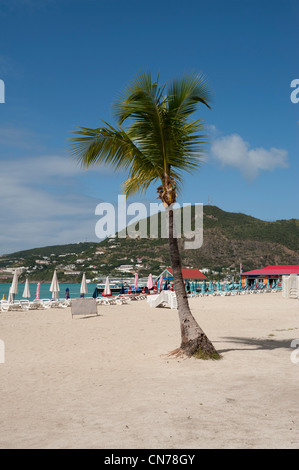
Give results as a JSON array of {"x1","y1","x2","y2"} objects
[{"x1": 0, "y1": 0, "x2": 298, "y2": 254}]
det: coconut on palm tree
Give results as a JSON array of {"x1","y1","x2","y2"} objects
[{"x1": 69, "y1": 70, "x2": 220, "y2": 359}]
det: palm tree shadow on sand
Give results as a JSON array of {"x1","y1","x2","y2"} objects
[{"x1": 216, "y1": 337, "x2": 294, "y2": 354}]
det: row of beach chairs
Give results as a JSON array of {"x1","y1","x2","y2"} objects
[
  {"x1": 0, "y1": 294, "x2": 149, "y2": 312},
  {"x1": 0, "y1": 298, "x2": 71, "y2": 312},
  {"x1": 188, "y1": 287, "x2": 279, "y2": 298},
  {"x1": 96, "y1": 294, "x2": 148, "y2": 305}
]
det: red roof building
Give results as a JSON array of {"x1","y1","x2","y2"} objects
[
  {"x1": 158, "y1": 268, "x2": 207, "y2": 281},
  {"x1": 240, "y1": 265, "x2": 299, "y2": 287}
]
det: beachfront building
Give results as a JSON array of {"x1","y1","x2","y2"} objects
[
  {"x1": 157, "y1": 268, "x2": 207, "y2": 283},
  {"x1": 240, "y1": 265, "x2": 299, "y2": 287},
  {"x1": 64, "y1": 270, "x2": 81, "y2": 275}
]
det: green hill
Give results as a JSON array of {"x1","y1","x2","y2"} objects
[
  {"x1": 1, "y1": 206, "x2": 298, "y2": 282},
  {"x1": 100, "y1": 205, "x2": 299, "y2": 275}
]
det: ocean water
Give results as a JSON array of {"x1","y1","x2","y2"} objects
[{"x1": 0, "y1": 282, "x2": 99, "y2": 301}]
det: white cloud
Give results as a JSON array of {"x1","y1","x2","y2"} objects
[
  {"x1": 0, "y1": 154, "x2": 104, "y2": 254},
  {"x1": 0, "y1": 119, "x2": 129, "y2": 254},
  {"x1": 0, "y1": 126, "x2": 44, "y2": 150},
  {"x1": 211, "y1": 133, "x2": 289, "y2": 180}
]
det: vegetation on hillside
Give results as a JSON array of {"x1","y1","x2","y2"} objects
[{"x1": 0, "y1": 205, "x2": 298, "y2": 283}]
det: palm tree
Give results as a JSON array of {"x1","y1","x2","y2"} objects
[{"x1": 69, "y1": 70, "x2": 220, "y2": 359}]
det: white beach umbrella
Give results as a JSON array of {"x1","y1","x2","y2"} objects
[
  {"x1": 8, "y1": 287, "x2": 14, "y2": 303},
  {"x1": 22, "y1": 278, "x2": 31, "y2": 299},
  {"x1": 50, "y1": 270, "x2": 60, "y2": 300},
  {"x1": 9, "y1": 270, "x2": 19, "y2": 302},
  {"x1": 80, "y1": 272, "x2": 88, "y2": 297},
  {"x1": 103, "y1": 276, "x2": 112, "y2": 297},
  {"x1": 10, "y1": 270, "x2": 19, "y2": 295}
]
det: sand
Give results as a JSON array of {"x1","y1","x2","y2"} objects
[{"x1": 0, "y1": 292, "x2": 298, "y2": 449}]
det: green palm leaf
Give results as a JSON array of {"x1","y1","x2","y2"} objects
[{"x1": 69, "y1": 69, "x2": 211, "y2": 198}]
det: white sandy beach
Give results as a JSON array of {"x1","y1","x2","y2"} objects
[{"x1": 0, "y1": 292, "x2": 298, "y2": 449}]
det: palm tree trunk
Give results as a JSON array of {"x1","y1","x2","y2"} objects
[{"x1": 167, "y1": 208, "x2": 219, "y2": 358}]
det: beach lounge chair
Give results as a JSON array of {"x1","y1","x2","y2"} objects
[
  {"x1": 147, "y1": 291, "x2": 178, "y2": 309},
  {"x1": 49, "y1": 298, "x2": 69, "y2": 308},
  {"x1": 25, "y1": 299, "x2": 52, "y2": 310},
  {"x1": 1, "y1": 300, "x2": 26, "y2": 312},
  {"x1": 114, "y1": 296, "x2": 127, "y2": 304},
  {"x1": 20, "y1": 300, "x2": 31, "y2": 309},
  {"x1": 101, "y1": 297, "x2": 116, "y2": 305}
]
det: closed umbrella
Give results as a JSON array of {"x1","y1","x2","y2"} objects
[
  {"x1": 80, "y1": 273, "x2": 88, "y2": 297},
  {"x1": 102, "y1": 276, "x2": 112, "y2": 297},
  {"x1": 10, "y1": 270, "x2": 19, "y2": 301},
  {"x1": 92, "y1": 287, "x2": 98, "y2": 298},
  {"x1": 50, "y1": 270, "x2": 60, "y2": 300},
  {"x1": 36, "y1": 282, "x2": 41, "y2": 300},
  {"x1": 159, "y1": 275, "x2": 163, "y2": 292},
  {"x1": 134, "y1": 272, "x2": 138, "y2": 292},
  {"x1": 8, "y1": 287, "x2": 13, "y2": 303},
  {"x1": 22, "y1": 278, "x2": 31, "y2": 299},
  {"x1": 127, "y1": 285, "x2": 132, "y2": 295},
  {"x1": 147, "y1": 274, "x2": 153, "y2": 291},
  {"x1": 9, "y1": 270, "x2": 19, "y2": 302}
]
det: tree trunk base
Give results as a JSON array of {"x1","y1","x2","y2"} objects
[
  {"x1": 168, "y1": 335, "x2": 222, "y2": 360},
  {"x1": 166, "y1": 348, "x2": 187, "y2": 359}
]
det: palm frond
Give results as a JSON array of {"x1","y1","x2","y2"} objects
[
  {"x1": 69, "y1": 122, "x2": 157, "y2": 174},
  {"x1": 167, "y1": 72, "x2": 212, "y2": 118},
  {"x1": 69, "y1": 69, "x2": 212, "y2": 199}
]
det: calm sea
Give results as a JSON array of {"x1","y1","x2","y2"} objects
[{"x1": 0, "y1": 282, "x2": 99, "y2": 301}]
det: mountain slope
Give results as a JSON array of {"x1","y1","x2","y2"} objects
[
  {"x1": 1, "y1": 206, "x2": 298, "y2": 281},
  {"x1": 98, "y1": 205, "x2": 299, "y2": 274}
]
